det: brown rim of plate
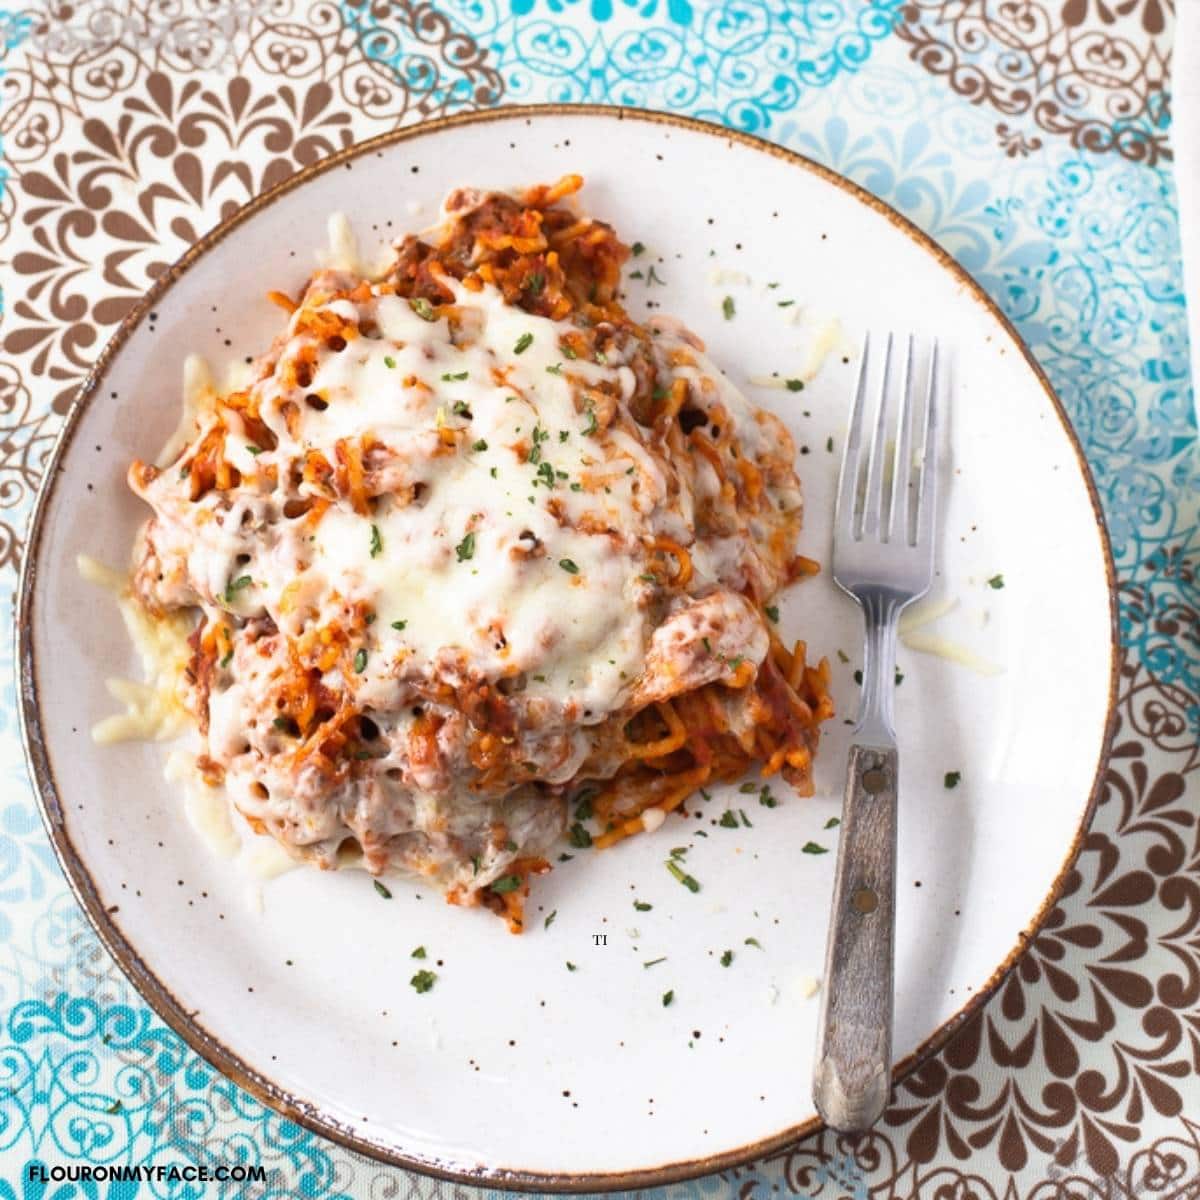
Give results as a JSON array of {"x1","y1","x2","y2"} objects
[{"x1": 16, "y1": 103, "x2": 1121, "y2": 1193}]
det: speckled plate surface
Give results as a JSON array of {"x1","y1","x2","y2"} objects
[{"x1": 18, "y1": 107, "x2": 1117, "y2": 1190}]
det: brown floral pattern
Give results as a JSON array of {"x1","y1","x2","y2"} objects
[{"x1": 894, "y1": 1, "x2": 1174, "y2": 164}]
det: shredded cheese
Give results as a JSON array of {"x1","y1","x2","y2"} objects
[
  {"x1": 899, "y1": 594, "x2": 958, "y2": 634},
  {"x1": 641, "y1": 806, "x2": 666, "y2": 833},
  {"x1": 802, "y1": 318, "x2": 843, "y2": 380},
  {"x1": 797, "y1": 974, "x2": 822, "y2": 1000},
  {"x1": 900, "y1": 630, "x2": 1005, "y2": 676},
  {"x1": 79, "y1": 556, "x2": 193, "y2": 745}
]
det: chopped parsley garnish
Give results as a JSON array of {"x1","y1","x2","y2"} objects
[
  {"x1": 455, "y1": 531, "x2": 475, "y2": 562},
  {"x1": 739, "y1": 809, "x2": 753, "y2": 827},
  {"x1": 702, "y1": 637, "x2": 713, "y2": 654},
  {"x1": 666, "y1": 860, "x2": 700, "y2": 892},
  {"x1": 391, "y1": 620, "x2": 407, "y2": 631},
  {"x1": 759, "y1": 787, "x2": 777, "y2": 808},
  {"x1": 272, "y1": 716, "x2": 290, "y2": 731},
  {"x1": 442, "y1": 371, "x2": 468, "y2": 382},
  {"x1": 223, "y1": 574, "x2": 252, "y2": 603},
  {"x1": 452, "y1": 400, "x2": 471, "y2": 416},
  {"x1": 535, "y1": 461, "x2": 555, "y2": 488},
  {"x1": 895, "y1": 669, "x2": 905, "y2": 685},
  {"x1": 220, "y1": 648, "x2": 233, "y2": 669},
  {"x1": 720, "y1": 949, "x2": 733, "y2": 967},
  {"x1": 383, "y1": 355, "x2": 397, "y2": 368},
  {"x1": 646, "y1": 266, "x2": 666, "y2": 286},
  {"x1": 570, "y1": 482, "x2": 584, "y2": 492},
  {"x1": 566, "y1": 962, "x2": 577, "y2": 972},
  {"x1": 582, "y1": 404, "x2": 598, "y2": 436},
  {"x1": 353, "y1": 649, "x2": 368, "y2": 673},
  {"x1": 559, "y1": 558, "x2": 579, "y2": 574},
  {"x1": 410, "y1": 969, "x2": 436, "y2": 993},
  {"x1": 802, "y1": 841, "x2": 828, "y2": 855},
  {"x1": 568, "y1": 822, "x2": 593, "y2": 848},
  {"x1": 722, "y1": 295, "x2": 736, "y2": 321},
  {"x1": 744, "y1": 937, "x2": 762, "y2": 949},
  {"x1": 738, "y1": 782, "x2": 758, "y2": 794},
  {"x1": 559, "y1": 429, "x2": 570, "y2": 442},
  {"x1": 632, "y1": 241, "x2": 646, "y2": 257},
  {"x1": 662, "y1": 989, "x2": 674, "y2": 1007},
  {"x1": 837, "y1": 649, "x2": 850, "y2": 663},
  {"x1": 373, "y1": 879, "x2": 392, "y2": 899},
  {"x1": 644, "y1": 957, "x2": 667, "y2": 968},
  {"x1": 544, "y1": 910, "x2": 557, "y2": 930},
  {"x1": 778, "y1": 299, "x2": 796, "y2": 308},
  {"x1": 545, "y1": 362, "x2": 563, "y2": 376},
  {"x1": 765, "y1": 605, "x2": 780, "y2": 623},
  {"x1": 246, "y1": 444, "x2": 263, "y2": 455},
  {"x1": 574, "y1": 792, "x2": 594, "y2": 821},
  {"x1": 411, "y1": 946, "x2": 427, "y2": 958},
  {"x1": 562, "y1": 345, "x2": 578, "y2": 360},
  {"x1": 472, "y1": 438, "x2": 488, "y2": 452},
  {"x1": 824, "y1": 817, "x2": 841, "y2": 829},
  {"x1": 634, "y1": 900, "x2": 652, "y2": 912},
  {"x1": 854, "y1": 669, "x2": 863, "y2": 685},
  {"x1": 944, "y1": 771, "x2": 962, "y2": 789},
  {"x1": 409, "y1": 297, "x2": 435, "y2": 321},
  {"x1": 785, "y1": 378, "x2": 804, "y2": 391},
  {"x1": 369, "y1": 523, "x2": 382, "y2": 558},
  {"x1": 826, "y1": 436, "x2": 834, "y2": 452},
  {"x1": 490, "y1": 875, "x2": 522, "y2": 894},
  {"x1": 524, "y1": 272, "x2": 545, "y2": 296},
  {"x1": 719, "y1": 810, "x2": 739, "y2": 828},
  {"x1": 106, "y1": 1100, "x2": 123, "y2": 1115},
  {"x1": 987, "y1": 574, "x2": 1005, "y2": 589},
  {"x1": 514, "y1": 332, "x2": 534, "y2": 355}
]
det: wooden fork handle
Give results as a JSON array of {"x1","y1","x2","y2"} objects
[{"x1": 812, "y1": 741, "x2": 898, "y2": 1132}]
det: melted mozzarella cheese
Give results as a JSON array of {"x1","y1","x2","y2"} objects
[{"x1": 256, "y1": 283, "x2": 664, "y2": 716}]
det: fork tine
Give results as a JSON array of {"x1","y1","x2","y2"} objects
[
  {"x1": 915, "y1": 339, "x2": 939, "y2": 550},
  {"x1": 888, "y1": 335, "x2": 915, "y2": 545},
  {"x1": 860, "y1": 332, "x2": 894, "y2": 540},
  {"x1": 834, "y1": 332, "x2": 871, "y2": 537}
]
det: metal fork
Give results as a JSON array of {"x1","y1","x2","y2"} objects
[{"x1": 813, "y1": 333, "x2": 940, "y2": 1133}]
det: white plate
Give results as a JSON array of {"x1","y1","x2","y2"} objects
[{"x1": 19, "y1": 106, "x2": 1117, "y2": 1190}]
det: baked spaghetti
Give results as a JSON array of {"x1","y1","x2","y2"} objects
[{"x1": 126, "y1": 176, "x2": 834, "y2": 931}]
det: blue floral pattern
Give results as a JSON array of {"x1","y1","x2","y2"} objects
[
  {"x1": 0, "y1": 0, "x2": 1197, "y2": 1194},
  {"x1": 343, "y1": 0, "x2": 903, "y2": 128}
]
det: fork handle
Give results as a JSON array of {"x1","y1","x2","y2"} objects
[{"x1": 812, "y1": 741, "x2": 898, "y2": 1132}]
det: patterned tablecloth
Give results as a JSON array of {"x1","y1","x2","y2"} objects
[{"x1": 1, "y1": 1, "x2": 1196, "y2": 1196}]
